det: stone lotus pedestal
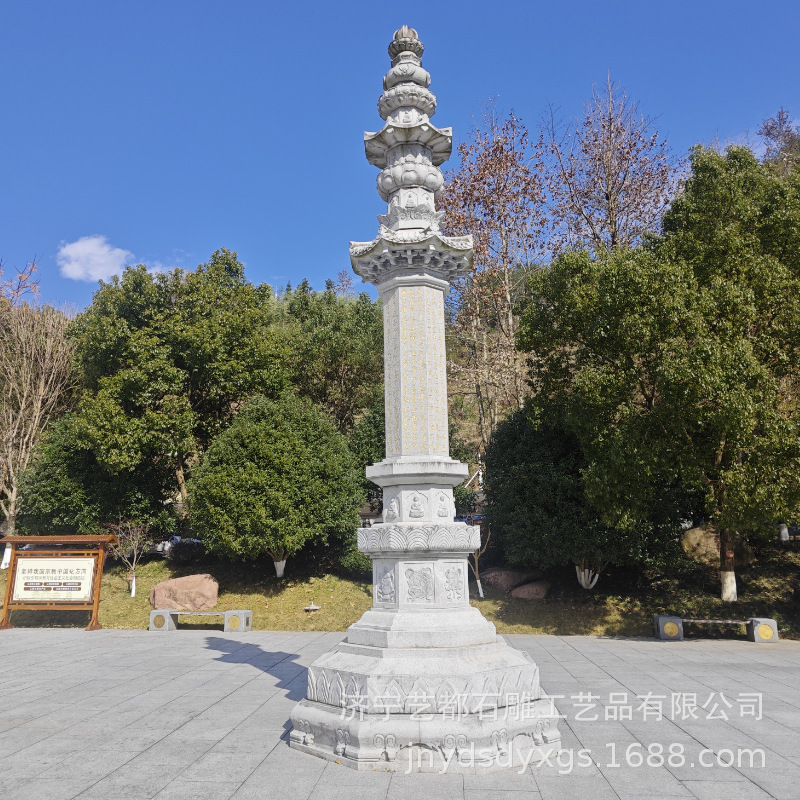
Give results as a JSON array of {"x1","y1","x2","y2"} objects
[{"x1": 289, "y1": 26, "x2": 560, "y2": 773}]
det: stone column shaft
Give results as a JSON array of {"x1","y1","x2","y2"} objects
[{"x1": 382, "y1": 276, "x2": 449, "y2": 461}]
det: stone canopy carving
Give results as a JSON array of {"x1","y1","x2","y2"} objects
[
  {"x1": 357, "y1": 523, "x2": 480, "y2": 553},
  {"x1": 350, "y1": 25, "x2": 473, "y2": 287}
]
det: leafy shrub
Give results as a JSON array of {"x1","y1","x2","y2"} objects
[
  {"x1": 337, "y1": 533, "x2": 372, "y2": 577},
  {"x1": 188, "y1": 394, "x2": 362, "y2": 573},
  {"x1": 485, "y1": 407, "x2": 683, "y2": 584}
]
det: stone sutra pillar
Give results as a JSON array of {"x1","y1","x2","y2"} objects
[{"x1": 289, "y1": 26, "x2": 560, "y2": 773}]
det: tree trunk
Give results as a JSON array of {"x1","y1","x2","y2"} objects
[
  {"x1": 575, "y1": 558, "x2": 600, "y2": 589},
  {"x1": 175, "y1": 458, "x2": 189, "y2": 515},
  {"x1": 1, "y1": 463, "x2": 19, "y2": 534},
  {"x1": 719, "y1": 527, "x2": 737, "y2": 602},
  {"x1": 269, "y1": 550, "x2": 287, "y2": 578},
  {"x1": 470, "y1": 551, "x2": 484, "y2": 598},
  {"x1": 4, "y1": 499, "x2": 16, "y2": 537}
]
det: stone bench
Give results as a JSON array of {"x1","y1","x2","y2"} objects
[
  {"x1": 149, "y1": 609, "x2": 252, "y2": 632},
  {"x1": 654, "y1": 615, "x2": 778, "y2": 643}
]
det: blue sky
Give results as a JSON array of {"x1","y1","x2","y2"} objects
[{"x1": 2, "y1": 1, "x2": 798, "y2": 309}]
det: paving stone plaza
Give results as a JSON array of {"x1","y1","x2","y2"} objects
[{"x1": 1, "y1": 629, "x2": 798, "y2": 799}]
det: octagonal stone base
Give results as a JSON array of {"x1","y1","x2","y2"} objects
[
  {"x1": 303, "y1": 634, "x2": 543, "y2": 714},
  {"x1": 290, "y1": 694, "x2": 560, "y2": 774},
  {"x1": 289, "y1": 530, "x2": 561, "y2": 773}
]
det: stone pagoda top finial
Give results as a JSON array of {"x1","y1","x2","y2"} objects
[
  {"x1": 349, "y1": 26, "x2": 473, "y2": 287},
  {"x1": 389, "y1": 25, "x2": 423, "y2": 60}
]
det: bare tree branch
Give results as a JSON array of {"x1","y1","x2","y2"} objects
[
  {"x1": 0, "y1": 257, "x2": 40, "y2": 307},
  {"x1": 440, "y1": 101, "x2": 548, "y2": 453},
  {"x1": 0, "y1": 302, "x2": 79, "y2": 531},
  {"x1": 543, "y1": 76, "x2": 680, "y2": 253}
]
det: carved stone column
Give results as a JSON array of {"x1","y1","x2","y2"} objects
[{"x1": 289, "y1": 26, "x2": 560, "y2": 773}]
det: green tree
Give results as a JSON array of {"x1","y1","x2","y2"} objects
[
  {"x1": 348, "y1": 393, "x2": 386, "y2": 512},
  {"x1": 19, "y1": 413, "x2": 176, "y2": 535},
  {"x1": 518, "y1": 146, "x2": 800, "y2": 601},
  {"x1": 279, "y1": 280, "x2": 383, "y2": 433},
  {"x1": 20, "y1": 250, "x2": 288, "y2": 534},
  {"x1": 485, "y1": 408, "x2": 683, "y2": 588},
  {"x1": 188, "y1": 394, "x2": 362, "y2": 576},
  {"x1": 71, "y1": 249, "x2": 286, "y2": 504}
]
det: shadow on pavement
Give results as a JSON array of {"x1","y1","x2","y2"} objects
[{"x1": 203, "y1": 636, "x2": 307, "y2": 700}]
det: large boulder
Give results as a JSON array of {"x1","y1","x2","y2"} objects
[
  {"x1": 149, "y1": 574, "x2": 219, "y2": 611},
  {"x1": 511, "y1": 580, "x2": 551, "y2": 600},
  {"x1": 481, "y1": 567, "x2": 541, "y2": 593},
  {"x1": 681, "y1": 524, "x2": 755, "y2": 568}
]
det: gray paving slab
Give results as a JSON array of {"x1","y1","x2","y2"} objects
[
  {"x1": 463, "y1": 791, "x2": 542, "y2": 800},
  {"x1": 153, "y1": 779, "x2": 241, "y2": 800},
  {"x1": 0, "y1": 629, "x2": 798, "y2": 800},
  {"x1": 683, "y1": 781, "x2": 774, "y2": 800}
]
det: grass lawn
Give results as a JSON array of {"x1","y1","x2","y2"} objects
[
  {"x1": 0, "y1": 557, "x2": 374, "y2": 632},
  {"x1": 1, "y1": 541, "x2": 798, "y2": 638}
]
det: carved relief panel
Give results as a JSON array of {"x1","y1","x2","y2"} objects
[
  {"x1": 402, "y1": 563, "x2": 434, "y2": 603},
  {"x1": 443, "y1": 563, "x2": 465, "y2": 602},
  {"x1": 436, "y1": 559, "x2": 467, "y2": 606},
  {"x1": 408, "y1": 493, "x2": 426, "y2": 518},
  {"x1": 381, "y1": 488, "x2": 453, "y2": 523},
  {"x1": 384, "y1": 495, "x2": 399, "y2": 522},
  {"x1": 394, "y1": 559, "x2": 469, "y2": 606},
  {"x1": 374, "y1": 561, "x2": 397, "y2": 606}
]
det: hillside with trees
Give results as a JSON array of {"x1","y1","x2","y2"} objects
[
  {"x1": 15, "y1": 251, "x2": 383, "y2": 576},
  {"x1": 3, "y1": 89, "x2": 799, "y2": 621}
]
